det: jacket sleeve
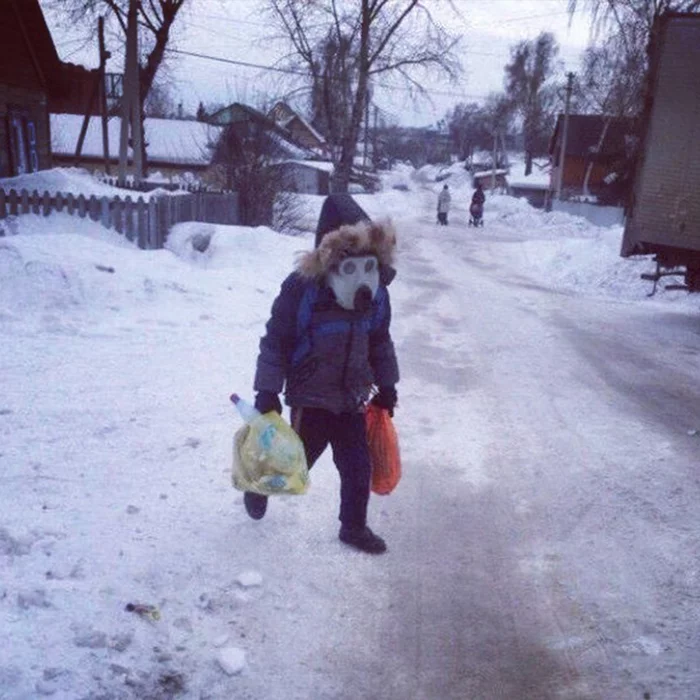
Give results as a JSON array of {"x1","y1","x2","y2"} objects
[
  {"x1": 369, "y1": 286, "x2": 399, "y2": 387},
  {"x1": 253, "y1": 273, "x2": 305, "y2": 395}
]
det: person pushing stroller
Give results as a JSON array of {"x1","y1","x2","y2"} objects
[{"x1": 469, "y1": 182, "x2": 485, "y2": 227}]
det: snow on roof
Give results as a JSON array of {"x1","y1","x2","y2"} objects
[
  {"x1": 279, "y1": 159, "x2": 334, "y2": 173},
  {"x1": 292, "y1": 113, "x2": 326, "y2": 145},
  {"x1": 473, "y1": 168, "x2": 509, "y2": 178},
  {"x1": 507, "y1": 157, "x2": 551, "y2": 189},
  {"x1": 50, "y1": 114, "x2": 223, "y2": 166}
]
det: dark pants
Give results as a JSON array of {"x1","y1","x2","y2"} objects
[
  {"x1": 291, "y1": 407, "x2": 371, "y2": 529},
  {"x1": 437, "y1": 212, "x2": 448, "y2": 225}
]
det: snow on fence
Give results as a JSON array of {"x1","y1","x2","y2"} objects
[{"x1": 0, "y1": 188, "x2": 239, "y2": 250}]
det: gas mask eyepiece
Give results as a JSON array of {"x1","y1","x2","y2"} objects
[{"x1": 327, "y1": 255, "x2": 380, "y2": 312}]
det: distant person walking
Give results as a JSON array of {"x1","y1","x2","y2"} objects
[
  {"x1": 437, "y1": 184, "x2": 451, "y2": 225},
  {"x1": 469, "y1": 182, "x2": 485, "y2": 227}
]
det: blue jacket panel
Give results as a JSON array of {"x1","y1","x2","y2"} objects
[{"x1": 254, "y1": 272, "x2": 399, "y2": 413}]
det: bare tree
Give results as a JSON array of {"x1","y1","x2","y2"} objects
[
  {"x1": 266, "y1": 0, "x2": 461, "y2": 192},
  {"x1": 43, "y1": 0, "x2": 188, "y2": 106},
  {"x1": 209, "y1": 110, "x2": 303, "y2": 229},
  {"x1": 567, "y1": 0, "x2": 700, "y2": 92},
  {"x1": 144, "y1": 78, "x2": 177, "y2": 118},
  {"x1": 309, "y1": 29, "x2": 357, "y2": 163},
  {"x1": 446, "y1": 102, "x2": 492, "y2": 161},
  {"x1": 568, "y1": 0, "x2": 700, "y2": 37},
  {"x1": 504, "y1": 32, "x2": 559, "y2": 175}
]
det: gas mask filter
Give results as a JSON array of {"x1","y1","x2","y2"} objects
[{"x1": 327, "y1": 255, "x2": 380, "y2": 312}]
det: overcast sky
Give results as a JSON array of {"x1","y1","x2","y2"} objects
[{"x1": 45, "y1": 0, "x2": 594, "y2": 127}]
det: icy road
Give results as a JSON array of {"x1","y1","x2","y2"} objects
[{"x1": 1, "y1": 181, "x2": 700, "y2": 700}]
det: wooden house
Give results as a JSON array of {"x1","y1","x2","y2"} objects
[
  {"x1": 549, "y1": 114, "x2": 636, "y2": 198},
  {"x1": 206, "y1": 103, "x2": 330, "y2": 194},
  {"x1": 0, "y1": 0, "x2": 67, "y2": 177},
  {"x1": 268, "y1": 101, "x2": 328, "y2": 155}
]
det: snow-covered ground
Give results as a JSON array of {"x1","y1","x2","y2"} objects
[{"x1": 1, "y1": 166, "x2": 699, "y2": 699}]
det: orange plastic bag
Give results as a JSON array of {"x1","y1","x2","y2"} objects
[{"x1": 366, "y1": 403, "x2": 402, "y2": 495}]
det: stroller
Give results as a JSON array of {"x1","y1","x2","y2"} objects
[{"x1": 468, "y1": 202, "x2": 484, "y2": 227}]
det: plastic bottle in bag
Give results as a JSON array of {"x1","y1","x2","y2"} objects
[
  {"x1": 230, "y1": 393, "x2": 309, "y2": 495},
  {"x1": 231, "y1": 394, "x2": 278, "y2": 453},
  {"x1": 230, "y1": 393, "x2": 260, "y2": 422}
]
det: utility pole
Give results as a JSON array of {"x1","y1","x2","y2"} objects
[
  {"x1": 555, "y1": 72, "x2": 575, "y2": 201},
  {"x1": 491, "y1": 129, "x2": 498, "y2": 192},
  {"x1": 98, "y1": 17, "x2": 111, "y2": 175},
  {"x1": 74, "y1": 16, "x2": 111, "y2": 173},
  {"x1": 118, "y1": 0, "x2": 143, "y2": 187}
]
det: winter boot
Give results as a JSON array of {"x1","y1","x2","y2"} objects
[
  {"x1": 244, "y1": 492, "x2": 268, "y2": 520},
  {"x1": 338, "y1": 526, "x2": 387, "y2": 554}
]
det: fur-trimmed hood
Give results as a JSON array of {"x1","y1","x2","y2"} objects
[{"x1": 296, "y1": 219, "x2": 397, "y2": 279}]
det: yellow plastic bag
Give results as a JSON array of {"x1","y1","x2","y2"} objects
[{"x1": 232, "y1": 411, "x2": 309, "y2": 495}]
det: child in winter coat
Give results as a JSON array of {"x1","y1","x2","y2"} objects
[{"x1": 243, "y1": 194, "x2": 400, "y2": 554}]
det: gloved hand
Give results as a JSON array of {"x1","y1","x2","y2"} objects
[
  {"x1": 255, "y1": 391, "x2": 282, "y2": 415},
  {"x1": 371, "y1": 385, "x2": 397, "y2": 417}
]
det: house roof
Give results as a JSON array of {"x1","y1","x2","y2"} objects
[
  {"x1": 51, "y1": 113, "x2": 223, "y2": 167},
  {"x1": 0, "y1": 0, "x2": 66, "y2": 94},
  {"x1": 207, "y1": 102, "x2": 316, "y2": 161},
  {"x1": 278, "y1": 159, "x2": 334, "y2": 173},
  {"x1": 549, "y1": 114, "x2": 635, "y2": 158},
  {"x1": 207, "y1": 103, "x2": 275, "y2": 128},
  {"x1": 269, "y1": 102, "x2": 326, "y2": 146}
]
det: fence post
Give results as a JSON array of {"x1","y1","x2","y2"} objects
[
  {"x1": 66, "y1": 193, "x2": 75, "y2": 216},
  {"x1": 124, "y1": 196, "x2": 134, "y2": 242},
  {"x1": 136, "y1": 197, "x2": 147, "y2": 249},
  {"x1": 0, "y1": 189, "x2": 5, "y2": 220},
  {"x1": 88, "y1": 194, "x2": 100, "y2": 221},
  {"x1": 157, "y1": 195, "x2": 169, "y2": 248},
  {"x1": 148, "y1": 196, "x2": 158, "y2": 249},
  {"x1": 77, "y1": 194, "x2": 87, "y2": 219},
  {"x1": 55, "y1": 192, "x2": 64, "y2": 213},
  {"x1": 42, "y1": 191, "x2": 51, "y2": 216},
  {"x1": 100, "y1": 197, "x2": 110, "y2": 229},
  {"x1": 114, "y1": 196, "x2": 123, "y2": 235},
  {"x1": 30, "y1": 190, "x2": 40, "y2": 214},
  {"x1": 21, "y1": 189, "x2": 30, "y2": 214}
]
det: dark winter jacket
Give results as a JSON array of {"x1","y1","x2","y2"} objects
[
  {"x1": 472, "y1": 187, "x2": 485, "y2": 206},
  {"x1": 254, "y1": 218, "x2": 399, "y2": 414}
]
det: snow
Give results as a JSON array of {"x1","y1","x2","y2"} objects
[
  {"x1": 0, "y1": 167, "x2": 181, "y2": 201},
  {"x1": 0, "y1": 167, "x2": 135, "y2": 198},
  {"x1": 51, "y1": 114, "x2": 222, "y2": 166},
  {"x1": 1, "y1": 165, "x2": 700, "y2": 699},
  {"x1": 507, "y1": 156, "x2": 551, "y2": 189},
  {"x1": 281, "y1": 159, "x2": 334, "y2": 174}
]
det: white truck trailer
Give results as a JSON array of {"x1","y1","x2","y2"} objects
[{"x1": 620, "y1": 13, "x2": 700, "y2": 293}]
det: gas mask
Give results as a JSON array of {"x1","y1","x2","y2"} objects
[{"x1": 327, "y1": 255, "x2": 380, "y2": 312}]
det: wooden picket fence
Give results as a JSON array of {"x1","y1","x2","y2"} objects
[{"x1": 0, "y1": 187, "x2": 239, "y2": 250}]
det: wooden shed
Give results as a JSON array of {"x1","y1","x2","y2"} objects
[{"x1": 548, "y1": 114, "x2": 636, "y2": 197}]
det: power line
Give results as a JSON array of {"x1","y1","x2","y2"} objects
[{"x1": 165, "y1": 47, "x2": 492, "y2": 100}]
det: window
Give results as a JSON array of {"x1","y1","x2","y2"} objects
[{"x1": 7, "y1": 109, "x2": 39, "y2": 176}]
